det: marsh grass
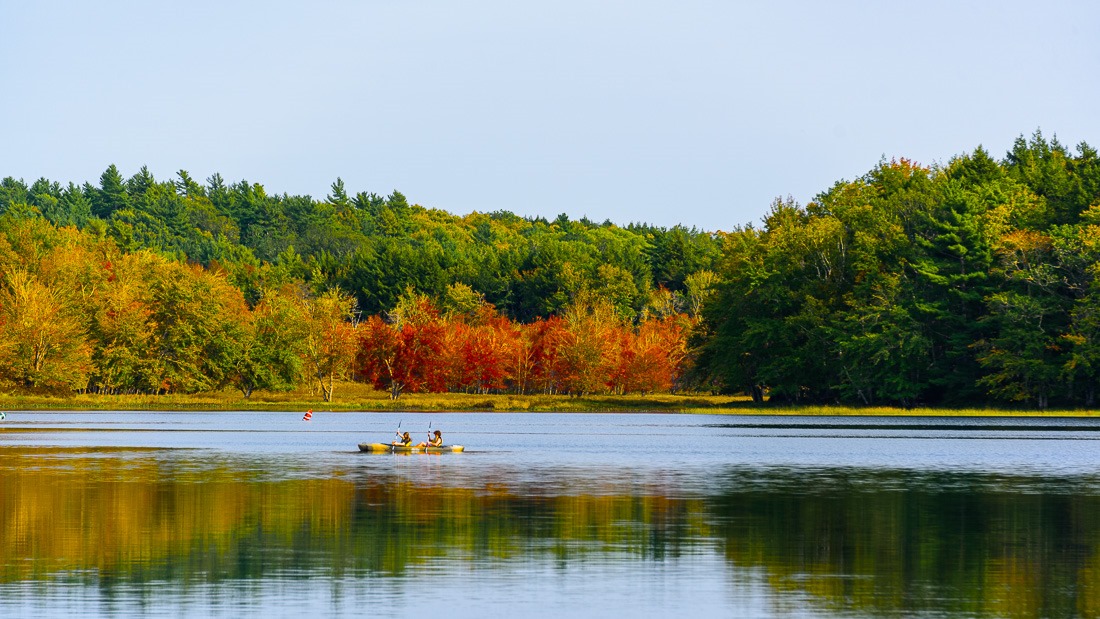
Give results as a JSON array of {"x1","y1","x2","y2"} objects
[{"x1": 0, "y1": 384, "x2": 1095, "y2": 416}]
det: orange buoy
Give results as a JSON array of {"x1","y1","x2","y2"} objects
[{"x1": 303, "y1": 409, "x2": 313, "y2": 421}]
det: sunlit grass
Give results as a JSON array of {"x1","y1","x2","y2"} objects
[
  {"x1": 0, "y1": 384, "x2": 740, "y2": 413},
  {"x1": 0, "y1": 385, "x2": 1095, "y2": 415},
  {"x1": 681, "y1": 404, "x2": 1100, "y2": 417}
]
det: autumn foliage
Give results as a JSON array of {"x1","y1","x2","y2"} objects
[
  {"x1": 0, "y1": 214, "x2": 694, "y2": 400},
  {"x1": 356, "y1": 293, "x2": 692, "y2": 399}
]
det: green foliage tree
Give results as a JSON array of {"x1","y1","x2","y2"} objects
[
  {"x1": 145, "y1": 260, "x2": 249, "y2": 393},
  {"x1": 695, "y1": 145, "x2": 1100, "y2": 408},
  {"x1": 92, "y1": 164, "x2": 130, "y2": 219},
  {"x1": 226, "y1": 286, "x2": 306, "y2": 398}
]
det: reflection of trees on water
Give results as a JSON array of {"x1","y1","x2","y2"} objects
[
  {"x1": 3, "y1": 449, "x2": 1100, "y2": 617},
  {"x1": 0, "y1": 449, "x2": 712, "y2": 583},
  {"x1": 708, "y1": 468, "x2": 1100, "y2": 618}
]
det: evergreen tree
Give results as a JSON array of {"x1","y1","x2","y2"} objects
[{"x1": 92, "y1": 164, "x2": 130, "y2": 219}]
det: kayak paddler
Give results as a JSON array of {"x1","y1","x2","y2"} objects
[
  {"x1": 416, "y1": 430, "x2": 443, "y2": 448},
  {"x1": 392, "y1": 431, "x2": 412, "y2": 447}
]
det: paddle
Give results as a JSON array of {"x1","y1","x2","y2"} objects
[{"x1": 392, "y1": 419, "x2": 403, "y2": 448}]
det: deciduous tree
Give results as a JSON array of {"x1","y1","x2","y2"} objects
[{"x1": 301, "y1": 288, "x2": 359, "y2": 402}]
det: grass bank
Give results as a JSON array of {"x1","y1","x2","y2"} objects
[
  {"x1": 0, "y1": 383, "x2": 739, "y2": 413},
  {"x1": 0, "y1": 384, "x2": 1095, "y2": 416}
]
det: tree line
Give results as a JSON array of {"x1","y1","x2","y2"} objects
[
  {"x1": 3, "y1": 129, "x2": 1099, "y2": 408},
  {"x1": 0, "y1": 192, "x2": 702, "y2": 400},
  {"x1": 694, "y1": 131, "x2": 1100, "y2": 408},
  {"x1": 0, "y1": 167, "x2": 719, "y2": 321}
]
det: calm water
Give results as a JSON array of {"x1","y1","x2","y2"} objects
[{"x1": 3, "y1": 412, "x2": 1100, "y2": 618}]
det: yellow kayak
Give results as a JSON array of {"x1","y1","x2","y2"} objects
[{"x1": 359, "y1": 443, "x2": 465, "y2": 453}]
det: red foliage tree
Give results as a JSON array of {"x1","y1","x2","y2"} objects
[
  {"x1": 356, "y1": 297, "x2": 449, "y2": 399},
  {"x1": 357, "y1": 314, "x2": 404, "y2": 398},
  {"x1": 357, "y1": 292, "x2": 692, "y2": 398},
  {"x1": 524, "y1": 316, "x2": 567, "y2": 394},
  {"x1": 394, "y1": 319, "x2": 449, "y2": 393}
]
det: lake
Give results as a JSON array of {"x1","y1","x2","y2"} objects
[{"x1": 3, "y1": 411, "x2": 1100, "y2": 618}]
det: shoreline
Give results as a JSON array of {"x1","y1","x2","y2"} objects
[{"x1": 0, "y1": 387, "x2": 1097, "y2": 417}]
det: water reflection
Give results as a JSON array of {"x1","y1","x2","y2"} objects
[
  {"x1": 3, "y1": 445, "x2": 1100, "y2": 617},
  {"x1": 708, "y1": 467, "x2": 1100, "y2": 618}
]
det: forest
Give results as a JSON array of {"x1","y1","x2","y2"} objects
[
  {"x1": 696, "y1": 131, "x2": 1100, "y2": 408},
  {"x1": 0, "y1": 130, "x2": 1098, "y2": 408},
  {"x1": 0, "y1": 164, "x2": 716, "y2": 402}
]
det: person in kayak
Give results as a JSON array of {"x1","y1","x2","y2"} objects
[
  {"x1": 392, "y1": 431, "x2": 412, "y2": 446},
  {"x1": 416, "y1": 430, "x2": 443, "y2": 448}
]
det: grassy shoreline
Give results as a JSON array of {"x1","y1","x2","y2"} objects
[{"x1": 1, "y1": 383, "x2": 1098, "y2": 416}]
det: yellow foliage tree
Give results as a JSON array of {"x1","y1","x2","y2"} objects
[
  {"x1": 300, "y1": 288, "x2": 359, "y2": 402},
  {"x1": 0, "y1": 269, "x2": 91, "y2": 390}
]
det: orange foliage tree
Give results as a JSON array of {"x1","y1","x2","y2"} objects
[
  {"x1": 614, "y1": 316, "x2": 690, "y2": 393},
  {"x1": 554, "y1": 299, "x2": 625, "y2": 395}
]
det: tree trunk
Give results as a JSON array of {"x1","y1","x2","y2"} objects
[{"x1": 750, "y1": 384, "x2": 764, "y2": 404}]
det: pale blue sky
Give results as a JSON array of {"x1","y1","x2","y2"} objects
[{"x1": 2, "y1": 1, "x2": 1098, "y2": 231}]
